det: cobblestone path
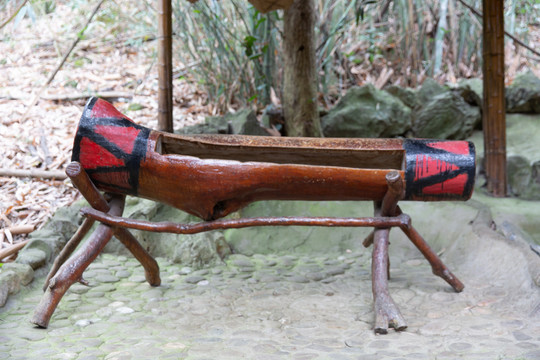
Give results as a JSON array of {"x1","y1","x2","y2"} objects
[{"x1": 1, "y1": 250, "x2": 539, "y2": 360}]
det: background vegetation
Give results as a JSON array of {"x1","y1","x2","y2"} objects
[
  {"x1": 171, "y1": 0, "x2": 540, "y2": 111},
  {"x1": 2, "y1": 0, "x2": 540, "y2": 112}
]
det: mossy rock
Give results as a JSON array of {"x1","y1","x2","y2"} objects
[
  {"x1": 385, "y1": 84, "x2": 418, "y2": 109},
  {"x1": 412, "y1": 91, "x2": 481, "y2": 139},
  {"x1": 224, "y1": 200, "x2": 374, "y2": 255},
  {"x1": 321, "y1": 84, "x2": 411, "y2": 138},
  {"x1": 416, "y1": 78, "x2": 447, "y2": 105},
  {"x1": 179, "y1": 109, "x2": 267, "y2": 135},
  {"x1": 103, "y1": 197, "x2": 225, "y2": 268},
  {"x1": 507, "y1": 156, "x2": 540, "y2": 200},
  {"x1": 506, "y1": 71, "x2": 540, "y2": 113},
  {"x1": 455, "y1": 78, "x2": 483, "y2": 107}
]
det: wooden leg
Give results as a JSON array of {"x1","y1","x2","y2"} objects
[
  {"x1": 43, "y1": 217, "x2": 95, "y2": 291},
  {"x1": 397, "y1": 206, "x2": 464, "y2": 292},
  {"x1": 31, "y1": 196, "x2": 125, "y2": 328},
  {"x1": 368, "y1": 171, "x2": 407, "y2": 333},
  {"x1": 66, "y1": 162, "x2": 160, "y2": 286},
  {"x1": 372, "y1": 227, "x2": 407, "y2": 334},
  {"x1": 360, "y1": 170, "x2": 464, "y2": 293},
  {"x1": 363, "y1": 171, "x2": 404, "y2": 248},
  {"x1": 113, "y1": 230, "x2": 160, "y2": 286}
]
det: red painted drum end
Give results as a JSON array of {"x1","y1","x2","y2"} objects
[
  {"x1": 403, "y1": 139, "x2": 476, "y2": 201},
  {"x1": 71, "y1": 97, "x2": 150, "y2": 196}
]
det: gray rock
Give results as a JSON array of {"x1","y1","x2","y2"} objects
[
  {"x1": 215, "y1": 236, "x2": 232, "y2": 259},
  {"x1": 180, "y1": 108, "x2": 268, "y2": 135},
  {"x1": 191, "y1": 269, "x2": 209, "y2": 276},
  {"x1": 322, "y1": 84, "x2": 411, "y2": 138},
  {"x1": 0, "y1": 263, "x2": 33, "y2": 285},
  {"x1": 412, "y1": 91, "x2": 481, "y2": 139},
  {"x1": 15, "y1": 247, "x2": 47, "y2": 270},
  {"x1": 507, "y1": 155, "x2": 531, "y2": 197},
  {"x1": 123, "y1": 197, "x2": 160, "y2": 219},
  {"x1": 289, "y1": 275, "x2": 309, "y2": 283},
  {"x1": 110, "y1": 203, "x2": 223, "y2": 267},
  {"x1": 325, "y1": 266, "x2": 346, "y2": 277},
  {"x1": 229, "y1": 254, "x2": 254, "y2": 268},
  {"x1": 225, "y1": 201, "x2": 371, "y2": 255},
  {"x1": 0, "y1": 270, "x2": 20, "y2": 307},
  {"x1": 0, "y1": 282, "x2": 8, "y2": 307},
  {"x1": 116, "y1": 270, "x2": 131, "y2": 279},
  {"x1": 512, "y1": 330, "x2": 532, "y2": 341},
  {"x1": 416, "y1": 78, "x2": 447, "y2": 105},
  {"x1": 26, "y1": 200, "x2": 85, "y2": 258},
  {"x1": 305, "y1": 272, "x2": 325, "y2": 281},
  {"x1": 185, "y1": 275, "x2": 206, "y2": 284},
  {"x1": 95, "y1": 274, "x2": 120, "y2": 283},
  {"x1": 455, "y1": 78, "x2": 483, "y2": 106},
  {"x1": 16, "y1": 328, "x2": 45, "y2": 341},
  {"x1": 506, "y1": 71, "x2": 540, "y2": 113},
  {"x1": 173, "y1": 234, "x2": 222, "y2": 268},
  {"x1": 507, "y1": 156, "x2": 540, "y2": 200},
  {"x1": 385, "y1": 85, "x2": 418, "y2": 109}
]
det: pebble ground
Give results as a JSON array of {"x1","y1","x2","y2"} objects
[{"x1": 1, "y1": 251, "x2": 539, "y2": 360}]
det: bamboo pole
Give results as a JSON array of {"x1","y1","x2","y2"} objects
[
  {"x1": 157, "y1": 0, "x2": 173, "y2": 132},
  {"x1": 0, "y1": 240, "x2": 30, "y2": 261},
  {"x1": 0, "y1": 168, "x2": 67, "y2": 180},
  {"x1": 482, "y1": 0, "x2": 506, "y2": 196}
]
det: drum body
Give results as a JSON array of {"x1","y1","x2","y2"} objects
[{"x1": 72, "y1": 98, "x2": 475, "y2": 220}]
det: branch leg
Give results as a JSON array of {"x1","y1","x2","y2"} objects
[
  {"x1": 43, "y1": 217, "x2": 95, "y2": 291},
  {"x1": 113, "y1": 230, "x2": 160, "y2": 286},
  {"x1": 66, "y1": 162, "x2": 160, "y2": 286},
  {"x1": 31, "y1": 196, "x2": 124, "y2": 328},
  {"x1": 369, "y1": 171, "x2": 406, "y2": 333},
  {"x1": 398, "y1": 211, "x2": 464, "y2": 292},
  {"x1": 372, "y1": 228, "x2": 407, "y2": 334},
  {"x1": 363, "y1": 171, "x2": 404, "y2": 248}
]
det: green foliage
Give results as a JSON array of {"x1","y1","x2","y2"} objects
[
  {"x1": 72, "y1": 56, "x2": 91, "y2": 68},
  {"x1": 31, "y1": 0, "x2": 55, "y2": 15},
  {"x1": 64, "y1": 79, "x2": 78, "y2": 88},
  {"x1": 168, "y1": 0, "x2": 538, "y2": 108},
  {"x1": 127, "y1": 103, "x2": 144, "y2": 111},
  {"x1": 172, "y1": 0, "x2": 280, "y2": 110}
]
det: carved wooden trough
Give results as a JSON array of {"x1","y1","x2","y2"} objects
[{"x1": 33, "y1": 97, "x2": 475, "y2": 333}]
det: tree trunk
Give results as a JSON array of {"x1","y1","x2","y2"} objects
[
  {"x1": 282, "y1": 0, "x2": 322, "y2": 137},
  {"x1": 482, "y1": 0, "x2": 506, "y2": 196}
]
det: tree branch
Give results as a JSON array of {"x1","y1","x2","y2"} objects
[
  {"x1": 0, "y1": 0, "x2": 29, "y2": 31},
  {"x1": 456, "y1": 0, "x2": 540, "y2": 58}
]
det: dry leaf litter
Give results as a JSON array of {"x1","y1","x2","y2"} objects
[{"x1": 0, "y1": 0, "x2": 213, "y2": 259}]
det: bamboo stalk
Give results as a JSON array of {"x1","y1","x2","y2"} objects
[
  {"x1": 433, "y1": 0, "x2": 448, "y2": 75},
  {"x1": 4, "y1": 225, "x2": 35, "y2": 235},
  {"x1": 0, "y1": 168, "x2": 67, "y2": 180},
  {"x1": 482, "y1": 0, "x2": 507, "y2": 197},
  {"x1": 0, "y1": 240, "x2": 30, "y2": 261},
  {"x1": 157, "y1": 0, "x2": 173, "y2": 132}
]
